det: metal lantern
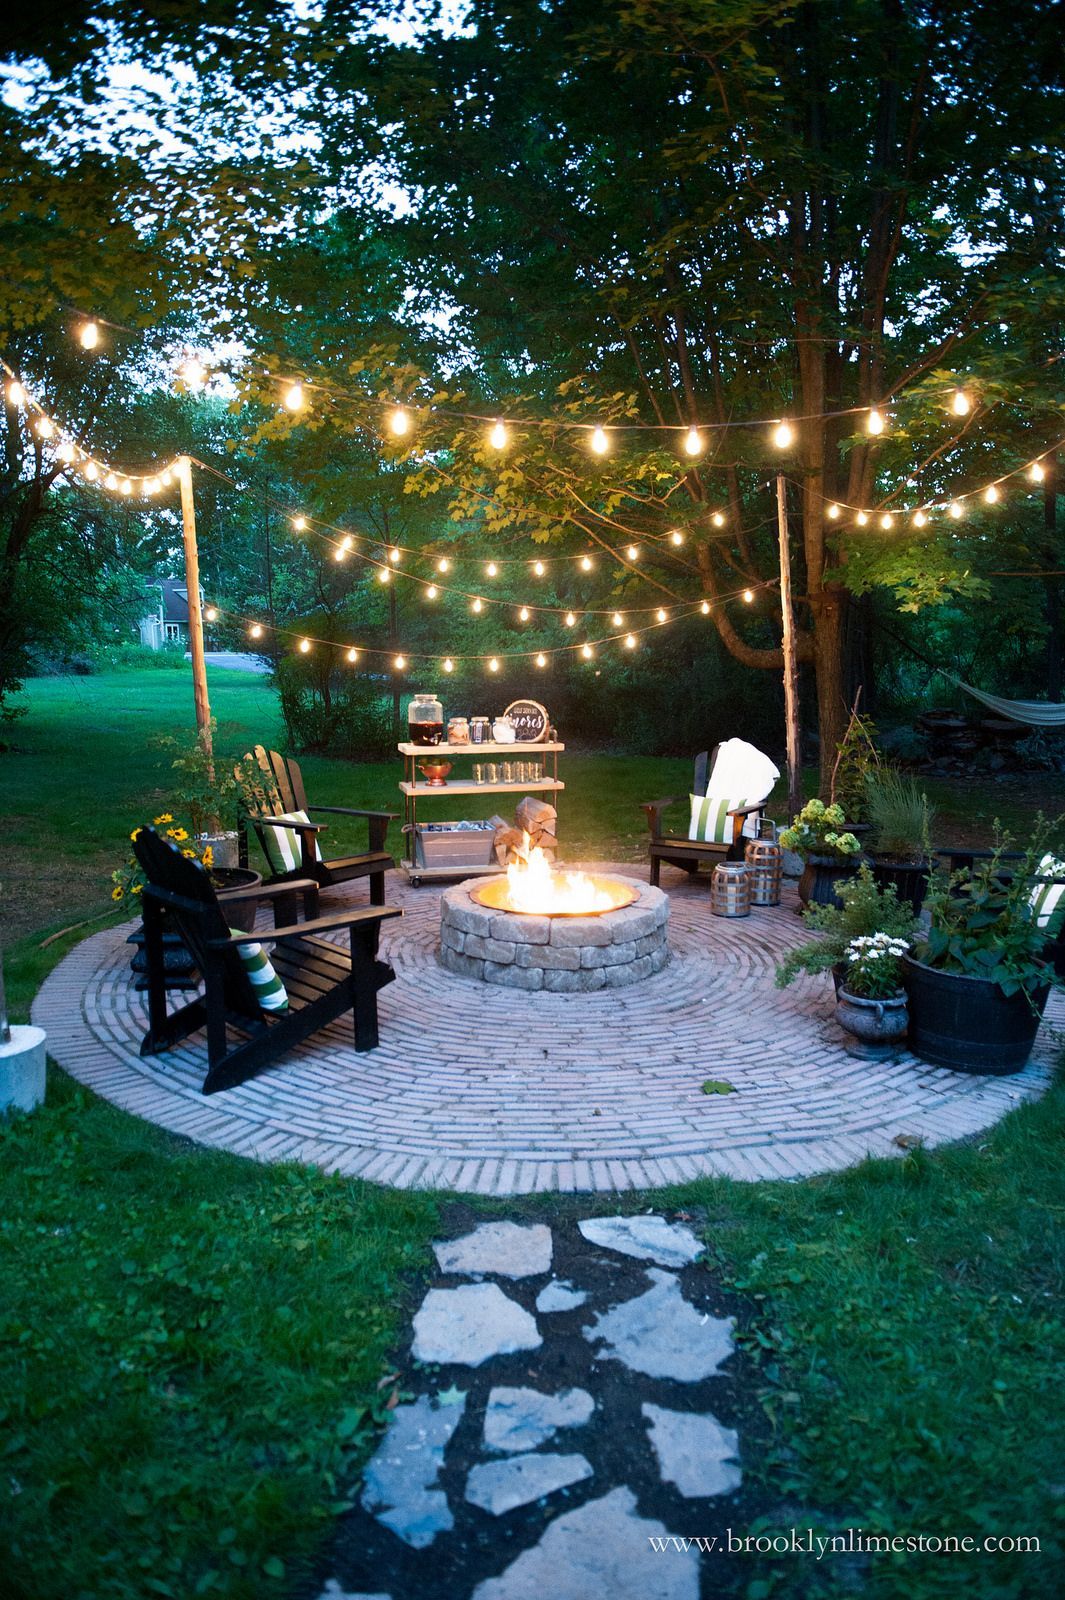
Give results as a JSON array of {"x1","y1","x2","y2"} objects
[
  {"x1": 745, "y1": 834, "x2": 784, "y2": 907},
  {"x1": 710, "y1": 861, "x2": 751, "y2": 918}
]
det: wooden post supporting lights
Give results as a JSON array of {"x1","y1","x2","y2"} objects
[
  {"x1": 177, "y1": 455, "x2": 213, "y2": 761},
  {"x1": 776, "y1": 473, "x2": 802, "y2": 819}
]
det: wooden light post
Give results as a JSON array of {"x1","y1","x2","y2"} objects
[
  {"x1": 177, "y1": 454, "x2": 212, "y2": 762},
  {"x1": 776, "y1": 472, "x2": 802, "y2": 817}
]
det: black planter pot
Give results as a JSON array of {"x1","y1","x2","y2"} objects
[
  {"x1": 870, "y1": 857, "x2": 931, "y2": 916},
  {"x1": 902, "y1": 953, "x2": 1050, "y2": 1075},
  {"x1": 797, "y1": 854, "x2": 860, "y2": 910},
  {"x1": 213, "y1": 866, "x2": 262, "y2": 933}
]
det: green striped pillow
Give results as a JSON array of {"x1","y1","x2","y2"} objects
[
  {"x1": 261, "y1": 809, "x2": 323, "y2": 875},
  {"x1": 689, "y1": 793, "x2": 748, "y2": 845},
  {"x1": 229, "y1": 928, "x2": 289, "y2": 1012},
  {"x1": 1029, "y1": 854, "x2": 1065, "y2": 936}
]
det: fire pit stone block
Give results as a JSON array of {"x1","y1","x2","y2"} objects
[{"x1": 440, "y1": 875, "x2": 669, "y2": 990}]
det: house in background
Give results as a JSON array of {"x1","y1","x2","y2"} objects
[{"x1": 138, "y1": 578, "x2": 203, "y2": 650}]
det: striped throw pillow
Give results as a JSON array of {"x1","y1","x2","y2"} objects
[
  {"x1": 261, "y1": 809, "x2": 323, "y2": 875},
  {"x1": 229, "y1": 928, "x2": 289, "y2": 1012},
  {"x1": 689, "y1": 793, "x2": 749, "y2": 845},
  {"x1": 1029, "y1": 854, "x2": 1065, "y2": 936}
]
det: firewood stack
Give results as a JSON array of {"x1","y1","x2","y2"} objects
[{"x1": 492, "y1": 797, "x2": 558, "y2": 866}]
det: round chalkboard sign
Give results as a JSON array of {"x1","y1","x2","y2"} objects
[{"x1": 504, "y1": 698, "x2": 550, "y2": 742}]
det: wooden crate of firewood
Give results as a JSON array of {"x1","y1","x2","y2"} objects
[{"x1": 493, "y1": 797, "x2": 558, "y2": 865}]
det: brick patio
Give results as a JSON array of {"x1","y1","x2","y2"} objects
[{"x1": 32, "y1": 865, "x2": 1058, "y2": 1193}]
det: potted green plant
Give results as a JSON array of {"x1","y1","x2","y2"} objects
[
  {"x1": 829, "y1": 700, "x2": 880, "y2": 829},
  {"x1": 864, "y1": 770, "x2": 936, "y2": 913},
  {"x1": 779, "y1": 799, "x2": 863, "y2": 908},
  {"x1": 776, "y1": 865, "x2": 917, "y2": 992},
  {"x1": 152, "y1": 720, "x2": 251, "y2": 868},
  {"x1": 835, "y1": 932, "x2": 911, "y2": 1056},
  {"x1": 904, "y1": 826, "x2": 1058, "y2": 1074}
]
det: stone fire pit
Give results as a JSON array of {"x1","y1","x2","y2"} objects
[{"x1": 439, "y1": 873, "x2": 669, "y2": 991}]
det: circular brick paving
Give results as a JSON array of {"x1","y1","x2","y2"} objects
[{"x1": 32, "y1": 864, "x2": 1058, "y2": 1193}]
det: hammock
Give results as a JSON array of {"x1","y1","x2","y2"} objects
[{"x1": 954, "y1": 679, "x2": 1065, "y2": 727}]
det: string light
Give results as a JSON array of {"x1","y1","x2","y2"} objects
[
  {"x1": 533, "y1": 560, "x2": 545, "y2": 576},
  {"x1": 489, "y1": 421, "x2": 508, "y2": 449},
  {"x1": 437, "y1": 557, "x2": 450, "y2": 573},
  {"x1": 79, "y1": 321, "x2": 99, "y2": 351},
  {"x1": 856, "y1": 511, "x2": 868, "y2": 526},
  {"x1": 772, "y1": 420, "x2": 794, "y2": 449},
  {"x1": 35, "y1": 417, "x2": 54, "y2": 440},
  {"x1": 179, "y1": 356, "x2": 207, "y2": 390},
  {"x1": 656, "y1": 607, "x2": 668, "y2": 623},
  {"x1": 700, "y1": 600, "x2": 711, "y2": 615},
  {"x1": 913, "y1": 510, "x2": 927, "y2": 528},
  {"x1": 626, "y1": 545, "x2": 639, "y2": 561},
  {"x1": 581, "y1": 642, "x2": 594, "y2": 660},
  {"x1": 57, "y1": 441, "x2": 75, "y2": 463},
  {"x1": 298, "y1": 637, "x2": 311, "y2": 653},
  {"x1": 486, "y1": 561, "x2": 498, "y2": 576},
  {"x1": 284, "y1": 382, "x2": 305, "y2": 412},
  {"x1": 827, "y1": 504, "x2": 841, "y2": 520},
  {"x1": 535, "y1": 653, "x2": 547, "y2": 668},
  {"x1": 590, "y1": 426, "x2": 609, "y2": 455},
  {"x1": 427, "y1": 584, "x2": 438, "y2": 599},
  {"x1": 394, "y1": 655, "x2": 406, "y2": 670},
  {"x1": 120, "y1": 478, "x2": 133, "y2": 496},
  {"x1": 488, "y1": 657, "x2": 499, "y2": 672},
  {"x1": 951, "y1": 389, "x2": 971, "y2": 416},
  {"x1": 519, "y1": 606, "x2": 530, "y2": 621},
  {"x1": 866, "y1": 408, "x2": 886, "y2": 436},
  {"x1": 389, "y1": 546, "x2": 401, "y2": 564},
  {"x1": 565, "y1": 612, "x2": 576, "y2": 627},
  {"x1": 669, "y1": 529, "x2": 684, "y2": 546},
  {"x1": 7, "y1": 380, "x2": 25, "y2": 405},
  {"x1": 443, "y1": 657, "x2": 453, "y2": 672},
  {"x1": 378, "y1": 567, "x2": 391, "y2": 582},
  {"x1": 347, "y1": 647, "x2": 358, "y2": 664},
  {"x1": 1028, "y1": 461, "x2": 1046, "y2": 482},
  {"x1": 471, "y1": 597, "x2": 483, "y2": 613},
  {"x1": 580, "y1": 554, "x2": 594, "y2": 570},
  {"x1": 146, "y1": 477, "x2": 160, "y2": 494},
  {"x1": 250, "y1": 623, "x2": 264, "y2": 639},
  {"x1": 292, "y1": 515, "x2": 307, "y2": 531},
  {"x1": 624, "y1": 633, "x2": 637, "y2": 649},
  {"x1": 712, "y1": 511, "x2": 726, "y2": 528},
  {"x1": 879, "y1": 513, "x2": 894, "y2": 530},
  {"x1": 949, "y1": 500, "x2": 963, "y2": 519},
  {"x1": 84, "y1": 461, "x2": 99, "y2": 483},
  {"x1": 611, "y1": 612, "x2": 624, "y2": 627},
  {"x1": 984, "y1": 484, "x2": 1000, "y2": 504},
  {"x1": 389, "y1": 407, "x2": 410, "y2": 437},
  {"x1": 742, "y1": 588, "x2": 755, "y2": 603},
  {"x1": 683, "y1": 427, "x2": 703, "y2": 456},
  {"x1": 204, "y1": 606, "x2": 218, "y2": 622}
]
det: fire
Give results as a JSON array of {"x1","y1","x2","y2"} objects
[{"x1": 504, "y1": 836, "x2": 620, "y2": 915}]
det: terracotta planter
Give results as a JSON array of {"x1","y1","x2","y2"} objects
[
  {"x1": 902, "y1": 952, "x2": 1050, "y2": 1075},
  {"x1": 797, "y1": 853, "x2": 860, "y2": 910},
  {"x1": 835, "y1": 986, "x2": 908, "y2": 1058}
]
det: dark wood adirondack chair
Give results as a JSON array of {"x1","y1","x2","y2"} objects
[
  {"x1": 133, "y1": 827, "x2": 402, "y2": 1094},
  {"x1": 239, "y1": 745, "x2": 397, "y2": 906},
  {"x1": 643, "y1": 743, "x2": 778, "y2": 886}
]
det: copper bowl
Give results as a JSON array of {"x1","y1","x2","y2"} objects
[{"x1": 418, "y1": 759, "x2": 453, "y2": 786}]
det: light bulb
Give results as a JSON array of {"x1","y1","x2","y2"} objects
[
  {"x1": 949, "y1": 500, "x2": 963, "y2": 519},
  {"x1": 535, "y1": 653, "x2": 547, "y2": 668},
  {"x1": 489, "y1": 421, "x2": 508, "y2": 449},
  {"x1": 712, "y1": 511, "x2": 726, "y2": 528},
  {"x1": 250, "y1": 623, "x2": 264, "y2": 640},
  {"x1": 471, "y1": 597, "x2": 483, "y2": 613},
  {"x1": 394, "y1": 655, "x2": 406, "y2": 670},
  {"x1": 427, "y1": 584, "x2": 438, "y2": 599},
  {"x1": 389, "y1": 546, "x2": 400, "y2": 564},
  {"x1": 443, "y1": 657, "x2": 453, "y2": 672},
  {"x1": 204, "y1": 606, "x2": 218, "y2": 622},
  {"x1": 590, "y1": 426, "x2": 609, "y2": 455},
  {"x1": 866, "y1": 408, "x2": 886, "y2": 436},
  {"x1": 984, "y1": 484, "x2": 1000, "y2": 504},
  {"x1": 700, "y1": 600, "x2": 710, "y2": 615},
  {"x1": 145, "y1": 477, "x2": 160, "y2": 494},
  {"x1": 347, "y1": 647, "x2": 358, "y2": 664},
  {"x1": 1028, "y1": 461, "x2": 1046, "y2": 483},
  {"x1": 7, "y1": 381, "x2": 25, "y2": 405},
  {"x1": 104, "y1": 472, "x2": 118, "y2": 489},
  {"x1": 79, "y1": 321, "x2": 99, "y2": 350},
  {"x1": 35, "y1": 417, "x2": 54, "y2": 439},
  {"x1": 580, "y1": 554, "x2": 593, "y2": 571},
  {"x1": 669, "y1": 529, "x2": 684, "y2": 546},
  {"x1": 437, "y1": 557, "x2": 450, "y2": 573},
  {"x1": 581, "y1": 643, "x2": 593, "y2": 660},
  {"x1": 57, "y1": 441, "x2": 75, "y2": 464},
  {"x1": 486, "y1": 561, "x2": 498, "y2": 576},
  {"x1": 378, "y1": 567, "x2": 391, "y2": 583},
  {"x1": 626, "y1": 545, "x2": 639, "y2": 561},
  {"x1": 742, "y1": 588, "x2": 755, "y2": 604},
  {"x1": 299, "y1": 637, "x2": 311, "y2": 653},
  {"x1": 913, "y1": 510, "x2": 927, "y2": 528},
  {"x1": 83, "y1": 461, "x2": 99, "y2": 482},
  {"x1": 683, "y1": 426, "x2": 703, "y2": 456},
  {"x1": 611, "y1": 612, "x2": 623, "y2": 627},
  {"x1": 533, "y1": 560, "x2": 545, "y2": 576},
  {"x1": 773, "y1": 420, "x2": 794, "y2": 449},
  {"x1": 856, "y1": 511, "x2": 868, "y2": 526},
  {"x1": 624, "y1": 633, "x2": 637, "y2": 649},
  {"x1": 488, "y1": 657, "x2": 499, "y2": 672},
  {"x1": 519, "y1": 606, "x2": 530, "y2": 622},
  {"x1": 879, "y1": 513, "x2": 894, "y2": 530},
  {"x1": 827, "y1": 504, "x2": 841, "y2": 520},
  {"x1": 180, "y1": 356, "x2": 206, "y2": 390},
  {"x1": 389, "y1": 406, "x2": 410, "y2": 437},
  {"x1": 656, "y1": 608, "x2": 667, "y2": 623},
  {"x1": 292, "y1": 515, "x2": 307, "y2": 531},
  {"x1": 565, "y1": 612, "x2": 576, "y2": 627},
  {"x1": 334, "y1": 547, "x2": 346, "y2": 562},
  {"x1": 951, "y1": 389, "x2": 971, "y2": 416},
  {"x1": 160, "y1": 470, "x2": 172, "y2": 487},
  {"x1": 120, "y1": 478, "x2": 132, "y2": 496},
  {"x1": 284, "y1": 381, "x2": 305, "y2": 411}
]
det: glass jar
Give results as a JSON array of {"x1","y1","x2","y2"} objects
[
  {"x1": 447, "y1": 716, "x2": 470, "y2": 745},
  {"x1": 492, "y1": 715, "x2": 516, "y2": 743},
  {"x1": 470, "y1": 716, "x2": 490, "y2": 744},
  {"x1": 408, "y1": 692, "x2": 444, "y2": 746}
]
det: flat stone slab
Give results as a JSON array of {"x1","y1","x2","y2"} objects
[
  {"x1": 577, "y1": 1214, "x2": 703, "y2": 1268},
  {"x1": 412, "y1": 1284, "x2": 542, "y2": 1367},
  {"x1": 359, "y1": 1393, "x2": 466, "y2": 1549},
  {"x1": 434, "y1": 1222, "x2": 553, "y2": 1280},
  {"x1": 470, "y1": 1486, "x2": 699, "y2": 1600},
  {"x1": 642, "y1": 1403, "x2": 742, "y2": 1497},
  {"x1": 483, "y1": 1386, "x2": 594, "y2": 1453},
  {"x1": 584, "y1": 1268, "x2": 734, "y2": 1381},
  {"x1": 465, "y1": 1451, "x2": 593, "y2": 1516},
  {"x1": 535, "y1": 1279, "x2": 588, "y2": 1313}
]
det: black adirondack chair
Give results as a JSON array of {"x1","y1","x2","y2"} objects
[
  {"x1": 642, "y1": 745, "x2": 775, "y2": 886},
  {"x1": 239, "y1": 745, "x2": 397, "y2": 906},
  {"x1": 133, "y1": 827, "x2": 402, "y2": 1094}
]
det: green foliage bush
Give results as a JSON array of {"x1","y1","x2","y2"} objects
[
  {"x1": 276, "y1": 656, "x2": 393, "y2": 759},
  {"x1": 776, "y1": 865, "x2": 918, "y2": 987}
]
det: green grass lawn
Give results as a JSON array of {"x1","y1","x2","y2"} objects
[{"x1": 1, "y1": 665, "x2": 1063, "y2": 1599}]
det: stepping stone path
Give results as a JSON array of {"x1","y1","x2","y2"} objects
[{"x1": 317, "y1": 1212, "x2": 777, "y2": 1600}]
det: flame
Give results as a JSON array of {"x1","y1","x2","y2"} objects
[{"x1": 504, "y1": 834, "x2": 619, "y2": 915}]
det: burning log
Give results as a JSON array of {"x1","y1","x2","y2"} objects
[{"x1": 493, "y1": 798, "x2": 558, "y2": 865}]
